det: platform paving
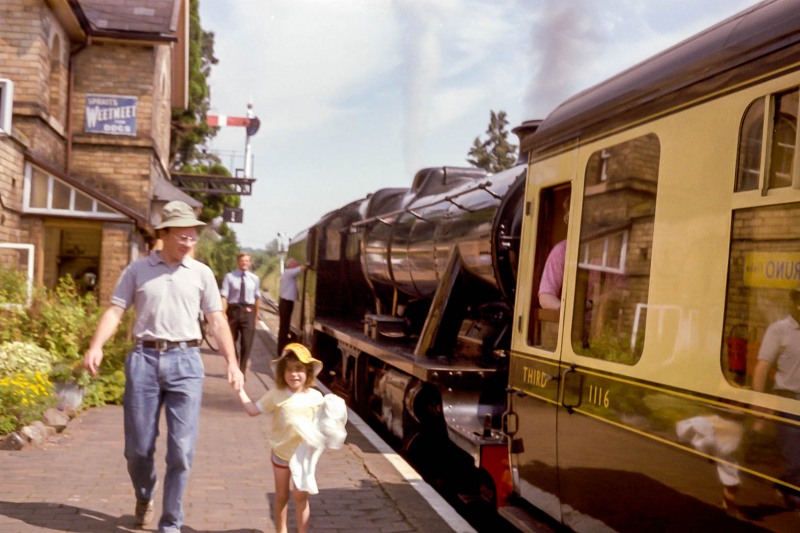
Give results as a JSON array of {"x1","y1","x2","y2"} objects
[{"x1": 0, "y1": 313, "x2": 472, "y2": 533}]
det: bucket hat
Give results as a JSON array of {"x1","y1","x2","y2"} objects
[
  {"x1": 272, "y1": 343, "x2": 323, "y2": 377},
  {"x1": 155, "y1": 201, "x2": 206, "y2": 230}
]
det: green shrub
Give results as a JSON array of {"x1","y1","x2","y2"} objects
[
  {"x1": 0, "y1": 372, "x2": 55, "y2": 434},
  {"x1": 0, "y1": 265, "x2": 28, "y2": 305},
  {"x1": 0, "y1": 275, "x2": 133, "y2": 423},
  {"x1": 26, "y1": 277, "x2": 99, "y2": 362},
  {"x1": 83, "y1": 369, "x2": 126, "y2": 407},
  {"x1": 0, "y1": 342, "x2": 58, "y2": 376},
  {"x1": 0, "y1": 307, "x2": 27, "y2": 345}
]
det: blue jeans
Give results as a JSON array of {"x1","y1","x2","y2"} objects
[{"x1": 123, "y1": 344, "x2": 205, "y2": 532}]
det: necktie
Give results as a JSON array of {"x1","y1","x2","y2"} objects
[{"x1": 239, "y1": 271, "x2": 246, "y2": 304}]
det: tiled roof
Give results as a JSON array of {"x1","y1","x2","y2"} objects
[{"x1": 77, "y1": 0, "x2": 182, "y2": 36}]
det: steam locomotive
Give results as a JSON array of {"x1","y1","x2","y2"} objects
[{"x1": 284, "y1": 133, "x2": 539, "y2": 506}]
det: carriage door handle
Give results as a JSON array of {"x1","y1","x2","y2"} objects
[{"x1": 561, "y1": 364, "x2": 583, "y2": 414}]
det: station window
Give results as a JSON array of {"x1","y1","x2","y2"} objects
[
  {"x1": 735, "y1": 87, "x2": 799, "y2": 193},
  {"x1": 23, "y1": 163, "x2": 125, "y2": 219},
  {"x1": 721, "y1": 202, "x2": 800, "y2": 390},
  {"x1": 571, "y1": 134, "x2": 660, "y2": 365}
]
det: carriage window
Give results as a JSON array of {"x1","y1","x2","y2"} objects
[
  {"x1": 571, "y1": 134, "x2": 660, "y2": 365},
  {"x1": 735, "y1": 88, "x2": 799, "y2": 193},
  {"x1": 722, "y1": 203, "x2": 800, "y2": 390},
  {"x1": 527, "y1": 185, "x2": 571, "y2": 350},
  {"x1": 736, "y1": 99, "x2": 764, "y2": 191},
  {"x1": 770, "y1": 90, "x2": 798, "y2": 189}
]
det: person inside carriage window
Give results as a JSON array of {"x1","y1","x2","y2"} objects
[
  {"x1": 753, "y1": 283, "x2": 800, "y2": 511},
  {"x1": 538, "y1": 196, "x2": 570, "y2": 309}
]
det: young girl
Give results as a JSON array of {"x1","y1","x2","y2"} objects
[{"x1": 238, "y1": 343, "x2": 324, "y2": 533}]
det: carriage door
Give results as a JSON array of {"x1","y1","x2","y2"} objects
[
  {"x1": 556, "y1": 134, "x2": 661, "y2": 531},
  {"x1": 507, "y1": 164, "x2": 574, "y2": 524}
]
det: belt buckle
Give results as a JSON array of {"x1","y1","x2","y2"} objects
[{"x1": 155, "y1": 339, "x2": 168, "y2": 352}]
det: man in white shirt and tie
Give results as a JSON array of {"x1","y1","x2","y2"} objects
[{"x1": 221, "y1": 253, "x2": 261, "y2": 374}]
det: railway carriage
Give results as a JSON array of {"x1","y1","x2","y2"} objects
[
  {"x1": 505, "y1": 0, "x2": 800, "y2": 530},
  {"x1": 286, "y1": 0, "x2": 800, "y2": 530}
]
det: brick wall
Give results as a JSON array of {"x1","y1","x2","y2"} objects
[
  {"x1": 70, "y1": 144, "x2": 152, "y2": 213},
  {"x1": 70, "y1": 42, "x2": 171, "y2": 222},
  {"x1": 0, "y1": 0, "x2": 50, "y2": 113},
  {"x1": 72, "y1": 44, "x2": 155, "y2": 136},
  {"x1": 99, "y1": 223, "x2": 133, "y2": 304},
  {"x1": 1, "y1": 1, "x2": 69, "y2": 168},
  {"x1": 1, "y1": 0, "x2": 180, "y2": 300},
  {"x1": 0, "y1": 141, "x2": 26, "y2": 244}
]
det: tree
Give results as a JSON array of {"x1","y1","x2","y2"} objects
[
  {"x1": 170, "y1": 0, "x2": 239, "y2": 226},
  {"x1": 467, "y1": 110, "x2": 517, "y2": 173},
  {"x1": 170, "y1": 0, "x2": 217, "y2": 171},
  {"x1": 195, "y1": 225, "x2": 239, "y2": 284}
]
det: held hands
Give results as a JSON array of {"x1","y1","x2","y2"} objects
[{"x1": 238, "y1": 387, "x2": 260, "y2": 416}]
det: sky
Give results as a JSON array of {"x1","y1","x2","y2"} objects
[{"x1": 199, "y1": 0, "x2": 759, "y2": 249}]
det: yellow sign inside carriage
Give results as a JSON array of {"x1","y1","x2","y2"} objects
[{"x1": 744, "y1": 252, "x2": 800, "y2": 289}]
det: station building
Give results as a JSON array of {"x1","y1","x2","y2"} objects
[{"x1": 0, "y1": 0, "x2": 199, "y2": 304}]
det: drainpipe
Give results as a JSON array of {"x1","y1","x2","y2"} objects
[{"x1": 66, "y1": 36, "x2": 89, "y2": 174}]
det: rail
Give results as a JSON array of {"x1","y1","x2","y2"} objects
[{"x1": 259, "y1": 294, "x2": 278, "y2": 314}]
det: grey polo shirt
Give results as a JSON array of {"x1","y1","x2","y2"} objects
[{"x1": 110, "y1": 252, "x2": 222, "y2": 342}]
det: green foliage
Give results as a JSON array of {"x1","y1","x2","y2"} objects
[
  {"x1": 576, "y1": 325, "x2": 641, "y2": 366},
  {"x1": 0, "y1": 372, "x2": 55, "y2": 434},
  {"x1": 0, "y1": 342, "x2": 58, "y2": 376},
  {"x1": 168, "y1": 1, "x2": 241, "y2": 226},
  {"x1": 178, "y1": 163, "x2": 240, "y2": 223},
  {"x1": 83, "y1": 370, "x2": 126, "y2": 407},
  {"x1": 0, "y1": 265, "x2": 28, "y2": 305},
  {"x1": 467, "y1": 110, "x2": 517, "y2": 173},
  {"x1": 25, "y1": 277, "x2": 99, "y2": 364},
  {"x1": 248, "y1": 249, "x2": 271, "y2": 273},
  {"x1": 195, "y1": 227, "x2": 240, "y2": 284},
  {"x1": 0, "y1": 308, "x2": 26, "y2": 345},
  {"x1": 170, "y1": 0, "x2": 218, "y2": 170},
  {"x1": 0, "y1": 276, "x2": 134, "y2": 433},
  {"x1": 258, "y1": 255, "x2": 283, "y2": 299}
]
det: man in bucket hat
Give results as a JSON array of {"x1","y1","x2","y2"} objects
[{"x1": 85, "y1": 200, "x2": 244, "y2": 532}]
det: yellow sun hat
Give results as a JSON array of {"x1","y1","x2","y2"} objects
[{"x1": 271, "y1": 343, "x2": 323, "y2": 377}]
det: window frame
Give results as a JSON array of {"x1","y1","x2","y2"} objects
[{"x1": 22, "y1": 163, "x2": 128, "y2": 220}]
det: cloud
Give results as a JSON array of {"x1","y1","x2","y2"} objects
[
  {"x1": 200, "y1": 0, "x2": 760, "y2": 248},
  {"x1": 521, "y1": 0, "x2": 758, "y2": 119},
  {"x1": 206, "y1": 0, "x2": 398, "y2": 141}
]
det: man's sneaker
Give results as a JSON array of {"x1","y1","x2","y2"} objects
[{"x1": 134, "y1": 497, "x2": 154, "y2": 526}]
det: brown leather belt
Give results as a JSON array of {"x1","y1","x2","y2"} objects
[{"x1": 141, "y1": 339, "x2": 200, "y2": 351}]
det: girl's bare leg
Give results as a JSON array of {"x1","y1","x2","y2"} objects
[
  {"x1": 273, "y1": 466, "x2": 291, "y2": 533},
  {"x1": 293, "y1": 488, "x2": 310, "y2": 533}
]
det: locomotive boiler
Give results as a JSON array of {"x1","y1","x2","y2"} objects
[{"x1": 286, "y1": 133, "x2": 536, "y2": 506}]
